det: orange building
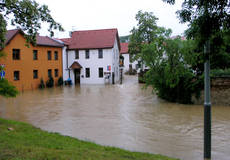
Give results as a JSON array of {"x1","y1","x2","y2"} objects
[{"x1": 0, "y1": 29, "x2": 64, "y2": 91}]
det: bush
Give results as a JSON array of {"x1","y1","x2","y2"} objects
[
  {"x1": 211, "y1": 69, "x2": 230, "y2": 77},
  {"x1": 125, "y1": 69, "x2": 137, "y2": 75},
  {"x1": 57, "y1": 76, "x2": 63, "y2": 86},
  {"x1": 144, "y1": 69, "x2": 203, "y2": 104},
  {"x1": 46, "y1": 77, "x2": 54, "y2": 88},
  {"x1": 0, "y1": 78, "x2": 18, "y2": 97},
  {"x1": 39, "y1": 78, "x2": 45, "y2": 89}
]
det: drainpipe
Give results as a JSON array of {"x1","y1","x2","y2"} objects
[{"x1": 66, "y1": 50, "x2": 70, "y2": 78}]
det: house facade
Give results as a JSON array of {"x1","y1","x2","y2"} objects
[
  {"x1": 120, "y1": 42, "x2": 138, "y2": 72},
  {"x1": 0, "y1": 29, "x2": 64, "y2": 91},
  {"x1": 61, "y1": 29, "x2": 121, "y2": 85}
]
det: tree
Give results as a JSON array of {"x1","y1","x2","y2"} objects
[
  {"x1": 0, "y1": 0, "x2": 64, "y2": 49},
  {"x1": 163, "y1": 0, "x2": 230, "y2": 69},
  {"x1": 119, "y1": 35, "x2": 130, "y2": 43},
  {"x1": 162, "y1": 0, "x2": 230, "y2": 158},
  {"x1": 128, "y1": 10, "x2": 171, "y2": 69},
  {"x1": 0, "y1": 0, "x2": 64, "y2": 97},
  {"x1": 143, "y1": 38, "x2": 202, "y2": 104},
  {"x1": 129, "y1": 10, "x2": 201, "y2": 103}
]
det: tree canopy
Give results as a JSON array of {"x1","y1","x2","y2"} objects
[
  {"x1": 128, "y1": 10, "x2": 171, "y2": 65},
  {"x1": 129, "y1": 10, "x2": 202, "y2": 103},
  {"x1": 0, "y1": 0, "x2": 64, "y2": 49},
  {"x1": 163, "y1": 0, "x2": 230, "y2": 70},
  {"x1": 0, "y1": 0, "x2": 64, "y2": 97},
  {"x1": 143, "y1": 37, "x2": 202, "y2": 103}
]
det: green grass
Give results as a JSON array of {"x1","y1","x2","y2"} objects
[{"x1": 0, "y1": 118, "x2": 179, "y2": 160}]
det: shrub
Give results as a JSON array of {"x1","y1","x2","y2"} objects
[
  {"x1": 46, "y1": 77, "x2": 54, "y2": 88},
  {"x1": 39, "y1": 78, "x2": 45, "y2": 89},
  {"x1": 57, "y1": 76, "x2": 63, "y2": 86},
  {"x1": 0, "y1": 78, "x2": 18, "y2": 97},
  {"x1": 211, "y1": 69, "x2": 230, "y2": 77}
]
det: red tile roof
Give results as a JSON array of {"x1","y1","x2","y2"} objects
[
  {"x1": 36, "y1": 35, "x2": 64, "y2": 47},
  {"x1": 120, "y1": 42, "x2": 129, "y2": 54},
  {"x1": 4, "y1": 29, "x2": 63, "y2": 48},
  {"x1": 5, "y1": 29, "x2": 22, "y2": 45},
  {"x1": 60, "y1": 38, "x2": 72, "y2": 45},
  {"x1": 61, "y1": 28, "x2": 120, "y2": 50},
  {"x1": 171, "y1": 35, "x2": 186, "y2": 40}
]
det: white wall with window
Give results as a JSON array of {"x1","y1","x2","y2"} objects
[
  {"x1": 63, "y1": 43, "x2": 120, "y2": 84},
  {"x1": 122, "y1": 53, "x2": 138, "y2": 72},
  {"x1": 62, "y1": 32, "x2": 120, "y2": 85}
]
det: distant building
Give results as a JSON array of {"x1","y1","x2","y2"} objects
[
  {"x1": 60, "y1": 28, "x2": 121, "y2": 85},
  {"x1": 0, "y1": 29, "x2": 64, "y2": 91},
  {"x1": 171, "y1": 35, "x2": 186, "y2": 40},
  {"x1": 120, "y1": 42, "x2": 138, "y2": 72}
]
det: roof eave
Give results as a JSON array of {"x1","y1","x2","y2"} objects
[
  {"x1": 36, "y1": 44, "x2": 64, "y2": 48},
  {"x1": 68, "y1": 46, "x2": 113, "y2": 50}
]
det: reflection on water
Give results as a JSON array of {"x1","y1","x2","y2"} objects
[{"x1": 0, "y1": 75, "x2": 230, "y2": 160}]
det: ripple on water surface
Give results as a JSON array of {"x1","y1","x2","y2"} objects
[{"x1": 0, "y1": 75, "x2": 230, "y2": 160}]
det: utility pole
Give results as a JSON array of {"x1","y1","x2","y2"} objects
[{"x1": 204, "y1": 40, "x2": 211, "y2": 160}]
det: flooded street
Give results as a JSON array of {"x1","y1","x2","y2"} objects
[{"x1": 1, "y1": 75, "x2": 230, "y2": 160}]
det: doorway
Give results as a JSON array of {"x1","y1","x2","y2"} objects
[{"x1": 74, "y1": 69, "x2": 81, "y2": 84}]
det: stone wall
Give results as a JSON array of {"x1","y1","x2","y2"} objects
[{"x1": 193, "y1": 77, "x2": 230, "y2": 106}]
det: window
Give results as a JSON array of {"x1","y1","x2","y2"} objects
[
  {"x1": 55, "y1": 69, "x2": 59, "y2": 77},
  {"x1": 99, "y1": 68, "x2": 103, "y2": 78},
  {"x1": 98, "y1": 49, "x2": 103, "y2": 58},
  {"x1": 54, "y1": 51, "x2": 58, "y2": 60},
  {"x1": 47, "y1": 51, "x2": 51, "y2": 60},
  {"x1": 14, "y1": 71, "x2": 20, "y2": 81},
  {"x1": 85, "y1": 50, "x2": 89, "y2": 59},
  {"x1": 75, "y1": 50, "x2": 79, "y2": 59},
  {"x1": 12, "y1": 49, "x2": 20, "y2": 60},
  {"x1": 33, "y1": 50, "x2": 38, "y2": 60},
  {"x1": 33, "y1": 70, "x2": 38, "y2": 79},
  {"x1": 48, "y1": 69, "x2": 52, "y2": 78},
  {"x1": 85, "y1": 68, "x2": 90, "y2": 78}
]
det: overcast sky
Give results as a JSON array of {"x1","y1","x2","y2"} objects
[{"x1": 8, "y1": 0, "x2": 188, "y2": 38}]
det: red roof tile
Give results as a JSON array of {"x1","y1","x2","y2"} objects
[
  {"x1": 120, "y1": 42, "x2": 129, "y2": 54},
  {"x1": 61, "y1": 28, "x2": 120, "y2": 50},
  {"x1": 60, "y1": 38, "x2": 72, "y2": 45},
  {"x1": 36, "y1": 36, "x2": 64, "y2": 47},
  {"x1": 4, "y1": 29, "x2": 63, "y2": 48},
  {"x1": 5, "y1": 29, "x2": 21, "y2": 45},
  {"x1": 171, "y1": 35, "x2": 186, "y2": 40}
]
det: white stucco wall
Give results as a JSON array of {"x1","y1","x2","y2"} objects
[
  {"x1": 122, "y1": 53, "x2": 138, "y2": 72},
  {"x1": 62, "y1": 37, "x2": 120, "y2": 85},
  {"x1": 112, "y1": 36, "x2": 120, "y2": 83},
  {"x1": 62, "y1": 46, "x2": 69, "y2": 80}
]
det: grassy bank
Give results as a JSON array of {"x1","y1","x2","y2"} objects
[{"x1": 0, "y1": 118, "x2": 179, "y2": 160}]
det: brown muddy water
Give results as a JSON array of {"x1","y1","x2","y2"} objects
[{"x1": 0, "y1": 75, "x2": 230, "y2": 160}]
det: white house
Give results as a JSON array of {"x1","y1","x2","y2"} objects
[
  {"x1": 60, "y1": 29, "x2": 121, "y2": 85},
  {"x1": 120, "y1": 42, "x2": 138, "y2": 72}
]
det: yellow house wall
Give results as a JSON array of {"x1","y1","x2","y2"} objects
[{"x1": 0, "y1": 33, "x2": 63, "y2": 91}]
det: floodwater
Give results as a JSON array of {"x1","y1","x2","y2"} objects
[{"x1": 0, "y1": 75, "x2": 230, "y2": 160}]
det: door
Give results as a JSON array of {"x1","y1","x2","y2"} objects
[{"x1": 74, "y1": 69, "x2": 81, "y2": 84}]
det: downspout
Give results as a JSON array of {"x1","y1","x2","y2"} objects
[{"x1": 66, "y1": 50, "x2": 70, "y2": 78}]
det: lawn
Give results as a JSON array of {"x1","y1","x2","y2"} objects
[{"x1": 0, "y1": 118, "x2": 179, "y2": 160}]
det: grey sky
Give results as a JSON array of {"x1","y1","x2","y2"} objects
[{"x1": 8, "y1": 0, "x2": 188, "y2": 38}]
